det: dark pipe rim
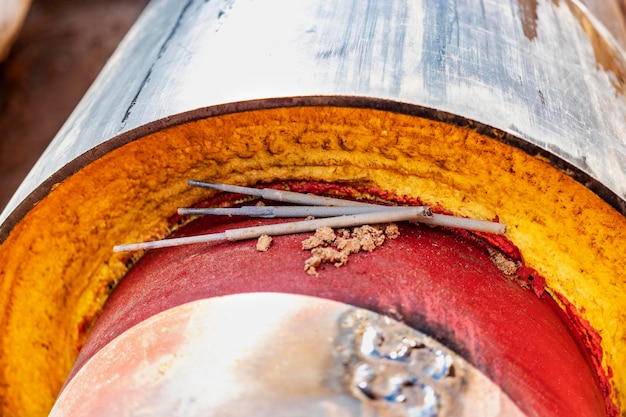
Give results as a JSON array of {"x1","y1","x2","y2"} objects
[{"x1": 1, "y1": 95, "x2": 624, "y2": 243}]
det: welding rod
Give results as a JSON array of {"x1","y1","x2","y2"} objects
[
  {"x1": 188, "y1": 180, "x2": 376, "y2": 207},
  {"x1": 113, "y1": 206, "x2": 430, "y2": 252},
  {"x1": 177, "y1": 205, "x2": 411, "y2": 218}
]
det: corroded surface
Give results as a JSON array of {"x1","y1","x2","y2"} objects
[
  {"x1": 75, "y1": 213, "x2": 605, "y2": 416},
  {"x1": 0, "y1": 107, "x2": 623, "y2": 415}
]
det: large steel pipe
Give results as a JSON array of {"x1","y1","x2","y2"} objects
[{"x1": 0, "y1": 0, "x2": 624, "y2": 416}]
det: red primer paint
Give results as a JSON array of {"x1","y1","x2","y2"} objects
[
  {"x1": 552, "y1": 291, "x2": 618, "y2": 417},
  {"x1": 516, "y1": 265, "x2": 546, "y2": 297},
  {"x1": 90, "y1": 181, "x2": 611, "y2": 417}
]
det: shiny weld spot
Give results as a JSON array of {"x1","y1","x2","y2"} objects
[{"x1": 336, "y1": 309, "x2": 463, "y2": 416}]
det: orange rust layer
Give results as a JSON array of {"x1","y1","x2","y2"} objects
[{"x1": 0, "y1": 106, "x2": 624, "y2": 415}]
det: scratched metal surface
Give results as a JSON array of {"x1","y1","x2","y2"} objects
[
  {"x1": 1, "y1": 0, "x2": 625, "y2": 238},
  {"x1": 50, "y1": 293, "x2": 527, "y2": 417}
]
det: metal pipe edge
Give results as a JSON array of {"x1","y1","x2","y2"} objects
[
  {"x1": 1, "y1": 0, "x2": 625, "y2": 236},
  {"x1": 1, "y1": 95, "x2": 624, "y2": 243}
]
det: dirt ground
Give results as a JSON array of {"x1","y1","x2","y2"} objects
[{"x1": 0, "y1": 0, "x2": 149, "y2": 211}]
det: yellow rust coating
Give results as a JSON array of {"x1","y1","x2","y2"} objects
[{"x1": 0, "y1": 106, "x2": 624, "y2": 415}]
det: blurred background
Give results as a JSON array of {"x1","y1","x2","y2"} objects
[{"x1": 0, "y1": 0, "x2": 149, "y2": 210}]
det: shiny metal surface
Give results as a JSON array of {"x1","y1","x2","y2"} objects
[
  {"x1": 50, "y1": 293, "x2": 527, "y2": 417},
  {"x1": 1, "y1": 0, "x2": 625, "y2": 238}
]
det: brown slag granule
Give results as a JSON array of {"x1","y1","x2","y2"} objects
[
  {"x1": 302, "y1": 226, "x2": 336, "y2": 250},
  {"x1": 334, "y1": 237, "x2": 361, "y2": 255},
  {"x1": 487, "y1": 247, "x2": 520, "y2": 276},
  {"x1": 304, "y1": 254, "x2": 322, "y2": 276},
  {"x1": 352, "y1": 225, "x2": 385, "y2": 251},
  {"x1": 305, "y1": 248, "x2": 348, "y2": 276},
  {"x1": 384, "y1": 223, "x2": 400, "y2": 239},
  {"x1": 303, "y1": 223, "x2": 400, "y2": 274},
  {"x1": 336, "y1": 228, "x2": 351, "y2": 239},
  {"x1": 311, "y1": 247, "x2": 349, "y2": 267},
  {"x1": 256, "y1": 234, "x2": 272, "y2": 252}
]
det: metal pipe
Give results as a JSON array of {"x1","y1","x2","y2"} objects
[
  {"x1": 1, "y1": 0, "x2": 625, "y2": 235},
  {"x1": 0, "y1": 1, "x2": 624, "y2": 416}
]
